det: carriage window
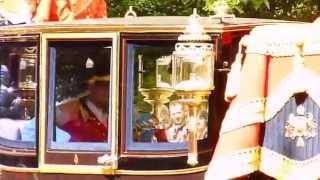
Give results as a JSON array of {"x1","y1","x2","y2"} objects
[
  {"x1": 126, "y1": 40, "x2": 209, "y2": 151},
  {"x1": 48, "y1": 40, "x2": 112, "y2": 151},
  {"x1": 0, "y1": 42, "x2": 38, "y2": 148}
]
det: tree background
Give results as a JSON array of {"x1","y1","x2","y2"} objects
[{"x1": 107, "y1": 0, "x2": 320, "y2": 22}]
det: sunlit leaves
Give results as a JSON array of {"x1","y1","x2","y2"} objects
[
  {"x1": 107, "y1": 0, "x2": 319, "y2": 22},
  {"x1": 204, "y1": 0, "x2": 319, "y2": 21},
  {"x1": 108, "y1": 0, "x2": 206, "y2": 17}
]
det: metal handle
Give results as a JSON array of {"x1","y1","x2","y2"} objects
[{"x1": 124, "y1": 6, "x2": 137, "y2": 18}]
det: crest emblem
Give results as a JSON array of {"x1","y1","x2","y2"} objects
[{"x1": 285, "y1": 105, "x2": 317, "y2": 147}]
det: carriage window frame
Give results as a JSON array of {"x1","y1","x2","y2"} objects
[
  {"x1": 125, "y1": 42, "x2": 187, "y2": 151},
  {"x1": 40, "y1": 33, "x2": 119, "y2": 166},
  {"x1": 0, "y1": 35, "x2": 39, "y2": 151},
  {"x1": 47, "y1": 43, "x2": 112, "y2": 151},
  {"x1": 121, "y1": 33, "x2": 219, "y2": 158}
]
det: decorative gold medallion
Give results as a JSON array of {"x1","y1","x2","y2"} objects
[{"x1": 285, "y1": 105, "x2": 317, "y2": 147}]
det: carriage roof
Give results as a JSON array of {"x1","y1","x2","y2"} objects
[{"x1": 0, "y1": 16, "x2": 299, "y2": 34}]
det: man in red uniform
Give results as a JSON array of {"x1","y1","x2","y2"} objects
[{"x1": 56, "y1": 65, "x2": 109, "y2": 142}]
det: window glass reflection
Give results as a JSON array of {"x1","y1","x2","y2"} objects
[
  {"x1": 49, "y1": 41, "x2": 111, "y2": 146},
  {"x1": 132, "y1": 46, "x2": 175, "y2": 143},
  {"x1": 0, "y1": 43, "x2": 37, "y2": 145},
  {"x1": 131, "y1": 44, "x2": 209, "y2": 146}
]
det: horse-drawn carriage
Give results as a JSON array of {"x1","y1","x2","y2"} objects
[{"x1": 0, "y1": 4, "x2": 312, "y2": 179}]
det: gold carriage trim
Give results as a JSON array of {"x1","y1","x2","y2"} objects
[
  {"x1": 260, "y1": 147, "x2": 320, "y2": 180},
  {"x1": 205, "y1": 147, "x2": 260, "y2": 180},
  {"x1": 265, "y1": 66, "x2": 320, "y2": 121},
  {"x1": 245, "y1": 24, "x2": 320, "y2": 57},
  {"x1": 220, "y1": 98, "x2": 265, "y2": 134}
]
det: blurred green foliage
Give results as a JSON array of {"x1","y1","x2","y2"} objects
[
  {"x1": 107, "y1": 0, "x2": 320, "y2": 22},
  {"x1": 108, "y1": 0, "x2": 207, "y2": 17}
]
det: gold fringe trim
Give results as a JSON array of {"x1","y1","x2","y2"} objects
[
  {"x1": 265, "y1": 67, "x2": 320, "y2": 121},
  {"x1": 245, "y1": 24, "x2": 320, "y2": 57},
  {"x1": 220, "y1": 98, "x2": 265, "y2": 134},
  {"x1": 205, "y1": 147, "x2": 260, "y2": 180},
  {"x1": 206, "y1": 147, "x2": 320, "y2": 179},
  {"x1": 260, "y1": 147, "x2": 320, "y2": 180}
]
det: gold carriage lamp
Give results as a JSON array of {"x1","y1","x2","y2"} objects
[
  {"x1": 17, "y1": 47, "x2": 37, "y2": 119},
  {"x1": 138, "y1": 54, "x2": 174, "y2": 127},
  {"x1": 172, "y1": 9, "x2": 215, "y2": 166}
]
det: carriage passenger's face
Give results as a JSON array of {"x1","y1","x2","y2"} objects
[
  {"x1": 170, "y1": 105, "x2": 185, "y2": 125},
  {"x1": 88, "y1": 82, "x2": 109, "y2": 109}
]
